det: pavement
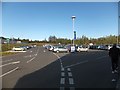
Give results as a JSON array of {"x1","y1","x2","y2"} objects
[
  {"x1": 116, "y1": 60, "x2": 120, "y2": 90},
  {"x1": 1, "y1": 47, "x2": 120, "y2": 89}
]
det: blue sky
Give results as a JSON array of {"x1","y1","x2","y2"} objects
[{"x1": 2, "y1": 2, "x2": 118, "y2": 41}]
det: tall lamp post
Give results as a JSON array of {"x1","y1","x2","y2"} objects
[{"x1": 71, "y1": 16, "x2": 76, "y2": 45}]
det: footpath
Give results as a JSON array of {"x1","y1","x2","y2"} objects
[{"x1": 116, "y1": 60, "x2": 120, "y2": 90}]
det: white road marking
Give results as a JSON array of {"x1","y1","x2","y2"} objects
[
  {"x1": 64, "y1": 60, "x2": 88, "y2": 68},
  {"x1": 53, "y1": 53, "x2": 64, "y2": 69},
  {"x1": 67, "y1": 68, "x2": 71, "y2": 71},
  {"x1": 24, "y1": 54, "x2": 38, "y2": 58},
  {"x1": 68, "y1": 72, "x2": 72, "y2": 77},
  {"x1": 36, "y1": 48, "x2": 39, "y2": 54},
  {"x1": 61, "y1": 68, "x2": 64, "y2": 71},
  {"x1": 24, "y1": 55, "x2": 32, "y2": 58},
  {"x1": 69, "y1": 78, "x2": 74, "y2": 84},
  {"x1": 70, "y1": 87, "x2": 75, "y2": 90},
  {"x1": 60, "y1": 78, "x2": 65, "y2": 84},
  {"x1": 0, "y1": 67, "x2": 19, "y2": 77},
  {"x1": 27, "y1": 57, "x2": 36, "y2": 63},
  {"x1": 0, "y1": 61, "x2": 20, "y2": 67},
  {"x1": 60, "y1": 87, "x2": 65, "y2": 90},
  {"x1": 43, "y1": 50, "x2": 46, "y2": 52},
  {"x1": 61, "y1": 72, "x2": 65, "y2": 77},
  {"x1": 0, "y1": 59, "x2": 13, "y2": 63}
]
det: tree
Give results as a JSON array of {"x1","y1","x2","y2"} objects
[{"x1": 48, "y1": 36, "x2": 57, "y2": 43}]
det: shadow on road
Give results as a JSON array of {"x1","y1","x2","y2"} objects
[
  {"x1": 3, "y1": 51, "x2": 119, "y2": 89},
  {"x1": 13, "y1": 53, "x2": 72, "y2": 89}
]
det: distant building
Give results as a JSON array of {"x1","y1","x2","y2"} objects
[
  {"x1": 0, "y1": 37, "x2": 22, "y2": 44},
  {"x1": 0, "y1": 37, "x2": 7, "y2": 44},
  {"x1": 16, "y1": 41, "x2": 22, "y2": 44}
]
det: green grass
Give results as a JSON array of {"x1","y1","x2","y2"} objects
[
  {"x1": 0, "y1": 52, "x2": 18, "y2": 56},
  {"x1": 1, "y1": 43, "x2": 45, "y2": 52},
  {"x1": 0, "y1": 43, "x2": 46, "y2": 56}
]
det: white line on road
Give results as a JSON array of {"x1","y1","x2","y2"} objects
[
  {"x1": 67, "y1": 68, "x2": 71, "y2": 71},
  {"x1": 53, "y1": 53, "x2": 64, "y2": 69},
  {"x1": 68, "y1": 72, "x2": 72, "y2": 77},
  {"x1": 69, "y1": 78, "x2": 74, "y2": 85},
  {"x1": 36, "y1": 47, "x2": 39, "y2": 54},
  {"x1": 43, "y1": 50, "x2": 46, "y2": 52},
  {"x1": 0, "y1": 61, "x2": 20, "y2": 67},
  {"x1": 0, "y1": 59, "x2": 13, "y2": 63},
  {"x1": 24, "y1": 55, "x2": 32, "y2": 58},
  {"x1": 61, "y1": 72, "x2": 65, "y2": 77},
  {"x1": 0, "y1": 67, "x2": 19, "y2": 77},
  {"x1": 60, "y1": 78, "x2": 65, "y2": 84},
  {"x1": 64, "y1": 60, "x2": 88, "y2": 68},
  {"x1": 61, "y1": 68, "x2": 64, "y2": 71},
  {"x1": 24, "y1": 54, "x2": 37, "y2": 58},
  {"x1": 27, "y1": 57, "x2": 36, "y2": 63}
]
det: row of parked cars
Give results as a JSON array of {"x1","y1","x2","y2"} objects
[
  {"x1": 43, "y1": 44, "x2": 120, "y2": 53},
  {"x1": 12, "y1": 45, "x2": 37, "y2": 51},
  {"x1": 43, "y1": 44, "x2": 89, "y2": 53},
  {"x1": 89, "y1": 44, "x2": 120, "y2": 50}
]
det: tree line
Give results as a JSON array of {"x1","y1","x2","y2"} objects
[
  {"x1": 1, "y1": 35, "x2": 120, "y2": 45},
  {"x1": 48, "y1": 35, "x2": 120, "y2": 45}
]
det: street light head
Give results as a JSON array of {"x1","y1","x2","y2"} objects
[{"x1": 72, "y1": 16, "x2": 76, "y2": 19}]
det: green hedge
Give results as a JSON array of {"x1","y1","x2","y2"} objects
[{"x1": 1, "y1": 43, "x2": 46, "y2": 52}]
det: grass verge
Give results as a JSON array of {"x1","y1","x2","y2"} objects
[{"x1": 0, "y1": 52, "x2": 18, "y2": 56}]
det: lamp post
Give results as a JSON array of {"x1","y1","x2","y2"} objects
[{"x1": 71, "y1": 16, "x2": 76, "y2": 45}]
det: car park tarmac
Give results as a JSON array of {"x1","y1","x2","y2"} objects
[{"x1": 1, "y1": 46, "x2": 120, "y2": 89}]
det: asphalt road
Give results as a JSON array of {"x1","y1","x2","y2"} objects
[{"x1": 1, "y1": 46, "x2": 119, "y2": 89}]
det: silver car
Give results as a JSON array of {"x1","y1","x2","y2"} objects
[
  {"x1": 53, "y1": 46, "x2": 69, "y2": 53},
  {"x1": 12, "y1": 46, "x2": 25, "y2": 51}
]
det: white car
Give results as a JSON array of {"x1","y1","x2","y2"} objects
[
  {"x1": 53, "y1": 46, "x2": 69, "y2": 53},
  {"x1": 12, "y1": 47, "x2": 25, "y2": 51},
  {"x1": 77, "y1": 46, "x2": 89, "y2": 52}
]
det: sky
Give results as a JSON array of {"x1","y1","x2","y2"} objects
[{"x1": 2, "y1": 2, "x2": 118, "y2": 41}]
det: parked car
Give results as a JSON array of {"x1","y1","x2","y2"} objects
[
  {"x1": 49, "y1": 45, "x2": 60, "y2": 51},
  {"x1": 89, "y1": 45, "x2": 98, "y2": 49},
  {"x1": 65, "y1": 44, "x2": 72, "y2": 52},
  {"x1": 21, "y1": 46, "x2": 27, "y2": 50},
  {"x1": 12, "y1": 46, "x2": 25, "y2": 51},
  {"x1": 53, "y1": 46, "x2": 69, "y2": 53},
  {"x1": 97, "y1": 45, "x2": 108, "y2": 50},
  {"x1": 77, "y1": 45, "x2": 89, "y2": 52},
  {"x1": 43, "y1": 44, "x2": 50, "y2": 49}
]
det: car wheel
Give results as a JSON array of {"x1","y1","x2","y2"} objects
[
  {"x1": 56, "y1": 50, "x2": 59, "y2": 53},
  {"x1": 67, "y1": 50, "x2": 69, "y2": 53}
]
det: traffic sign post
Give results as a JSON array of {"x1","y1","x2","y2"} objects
[
  {"x1": 74, "y1": 31, "x2": 76, "y2": 40},
  {"x1": 6, "y1": 38, "x2": 10, "y2": 50},
  {"x1": 6, "y1": 38, "x2": 10, "y2": 43}
]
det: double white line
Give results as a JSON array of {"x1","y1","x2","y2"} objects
[
  {"x1": 0, "y1": 61, "x2": 20, "y2": 77},
  {"x1": 60, "y1": 68, "x2": 75, "y2": 90}
]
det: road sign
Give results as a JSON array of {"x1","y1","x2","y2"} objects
[
  {"x1": 6, "y1": 38, "x2": 10, "y2": 43},
  {"x1": 71, "y1": 46, "x2": 75, "y2": 52},
  {"x1": 74, "y1": 31, "x2": 76, "y2": 40}
]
